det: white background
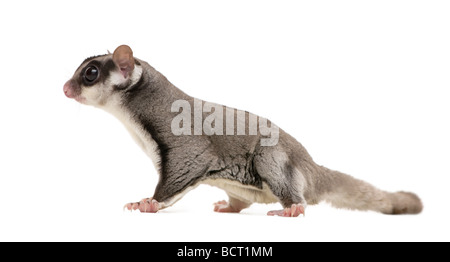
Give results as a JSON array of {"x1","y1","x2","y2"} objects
[{"x1": 0, "y1": 0, "x2": 449, "y2": 241}]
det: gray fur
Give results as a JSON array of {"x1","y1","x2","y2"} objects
[{"x1": 64, "y1": 46, "x2": 423, "y2": 215}]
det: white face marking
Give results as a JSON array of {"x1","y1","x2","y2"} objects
[
  {"x1": 79, "y1": 61, "x2": 143, "y2": 107},
  {"x1": 81, "y1": 83, "x2": 105, "y2": 105},
  {"x1": 107, "y1": 65, "x2": 143, "y2": 87}
]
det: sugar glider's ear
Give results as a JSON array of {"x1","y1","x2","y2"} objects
[{"x1": 112, "y1": 45, "x2": 135, "y2": 79}]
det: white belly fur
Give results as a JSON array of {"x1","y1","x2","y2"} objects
[{"x1": 202, "y1": 178, "x2": 279, "y2": 204}]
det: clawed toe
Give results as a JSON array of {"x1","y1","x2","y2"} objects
[
  {"x1": 267, "y1": 204, "x2": 305, "y2": 217},
  {"x1": 124, "y1": 198, "x2": 160, "y2": 213},
  {"x1": 213, "y1": 200, "x2": 240, "y2": 213}
]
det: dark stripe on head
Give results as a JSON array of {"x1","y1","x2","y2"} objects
[
  {"x1": 82, "y1": 54, "x2": 107, "y2": 66},
  {"x1": 75, "y1": 54, "x2": 108, "y2": 73},
  {"x1": 101, "y1": 59, "x2": 116, "y2": 79},
  {"x1": 77, "y1": 57, "x2": 118, "y2": 87}
]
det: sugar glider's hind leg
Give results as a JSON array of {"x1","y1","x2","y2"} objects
[
  {"x1": 253, "y1": 149, "x2": 308, "y2": 217},
  {"x1": 267, "y1": 204, "x2": 305, "y2": 217},
  {"x1": 213, "y1": 195, "x2": 251, "y2": 213}
]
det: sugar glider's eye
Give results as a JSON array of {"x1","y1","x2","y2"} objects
[{"x1": 84, "y1": 66, "x2": 99, "y2": 83}]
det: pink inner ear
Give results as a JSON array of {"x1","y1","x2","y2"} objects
[
  {"x1": 118, "y1": 60, "x2": 133, "y2": 78},
  {"x1": 113, "y1": 45, "x2": 135, "y2": 78}
]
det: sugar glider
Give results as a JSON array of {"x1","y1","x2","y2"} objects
[{"x1": 63, "y1": 45, "x2": 422, "y2": 217}]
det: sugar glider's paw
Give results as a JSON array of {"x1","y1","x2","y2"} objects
[
  {"x1": 213, "y1": 200, "x2": 241, "y2": 213},
  {"x1": 267, "y1": 204, "x2": 305, "y2": 217},
  {"x1": 124, "y1": 198, "x2": 160, "y2": 213}
]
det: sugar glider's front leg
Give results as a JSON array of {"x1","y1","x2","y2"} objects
[
  {"x1": 124, "y1": 197, "x2": 160, "y2": 213},
  {"x1": 124, "y1": 167, "x2": 206, "y2": 213},
  {"x1": 123, "y1": 182, "x2": 193, "y2": 213},
  {"x1": 123, "y1": 184, "x2": 194, "y2": 213}
]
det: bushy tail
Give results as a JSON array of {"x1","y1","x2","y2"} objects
[{"x1": 320, "y1": 168, "x2": 423, "y2": 215}]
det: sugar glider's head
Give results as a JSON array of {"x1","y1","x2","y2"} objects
[{"x1": 63, "y1": 45, "x2": 142, "y2": 107}]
